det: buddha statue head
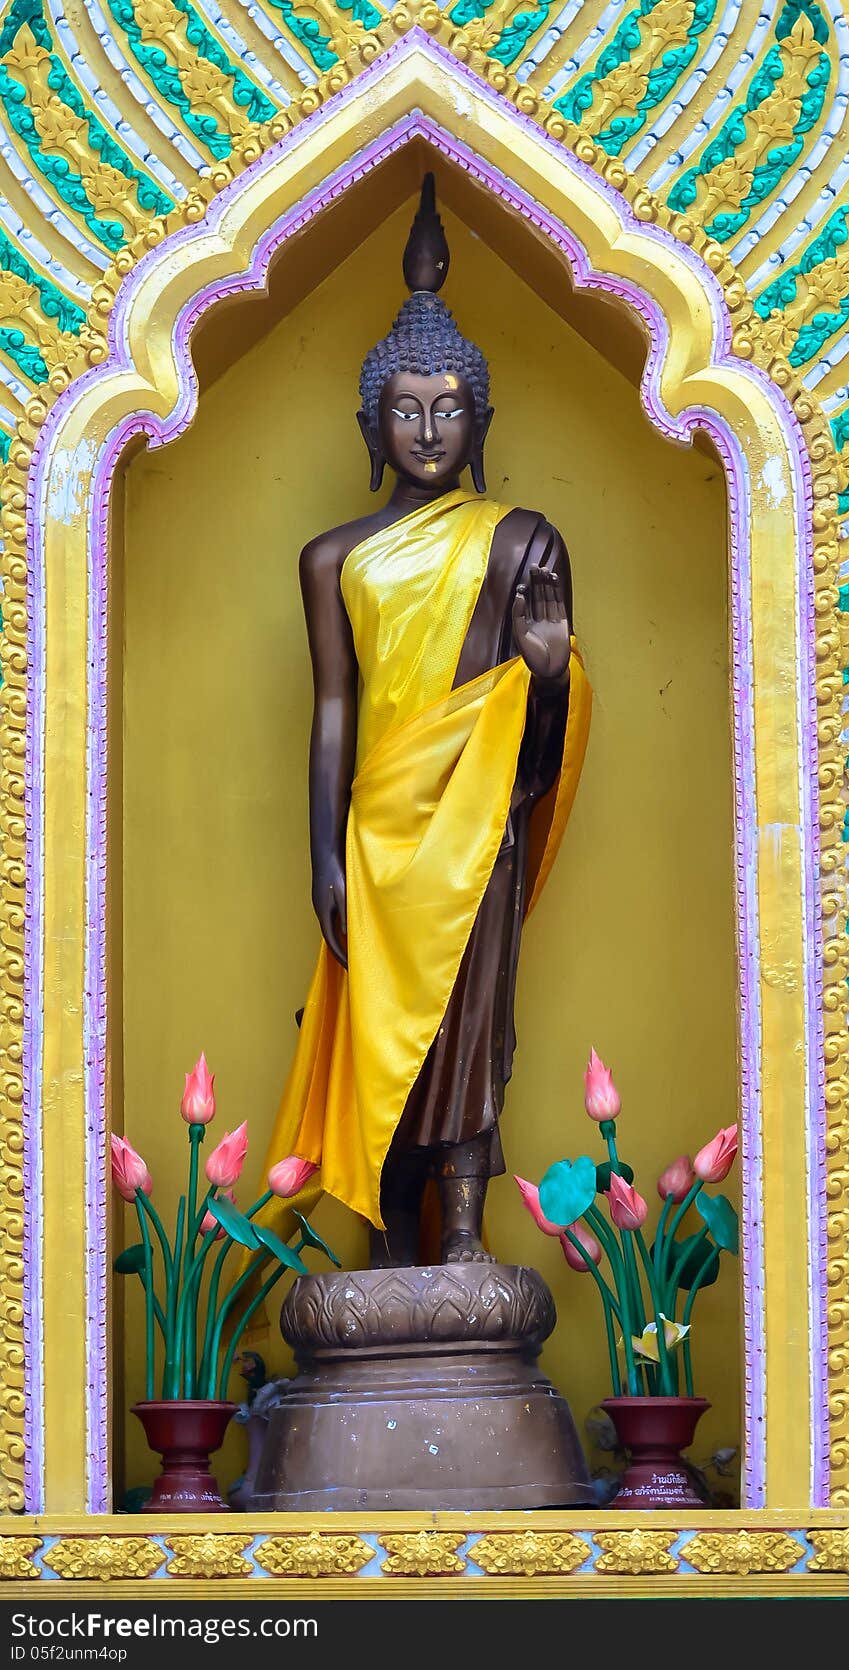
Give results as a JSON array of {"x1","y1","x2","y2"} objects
[{"x1": 358, "y1": 175, "x2": 494, "y2": 494}]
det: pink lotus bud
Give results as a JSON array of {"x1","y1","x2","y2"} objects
[
  {"x1": 514, "y1": 1176, "x2": 562, "y2": 1237},
  {"x1": 608, "y1": 1171, "x2": 648, "y2": 1232},
  {"x1": 110, "y1": 1133, "x2": 152, "y2": 1202},
  {"x1": 205, "y1": 1122, "x2": 248, "y2": 1188},
  {"x1": 583, "y1": 1048, "x2": 621, "y2": 1122},
  {"x1": 561, "y1": 1221, "x2": 603, "y2": 1271},
  {"x1": 693, "y1": 1125, "x2": 738, "y2": 1184},
  {"x1": 657, "y1": 1154, "x2": 695, "y2": 1203},
  {"x1": 181, "y1": 1052, "x2": 216, "y2": 1124},
  {"x1": 268, "y1": 1155, "x2": 318, "y2": 1198},
  {"x1": 201, "y1": 1188, "x2": 235, "y2": 1240}
]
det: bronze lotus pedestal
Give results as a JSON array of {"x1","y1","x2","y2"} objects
[{"x1": 251, "y1": 1263, "x2": 591, "y2": 1511}]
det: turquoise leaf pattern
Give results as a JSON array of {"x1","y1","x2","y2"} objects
[
  {"x1": 555, "y1": 0, "x2": 718, "y2": 158},
  {"x1": 667, "y1": 0, "x2": 831, "y2": 244},
  {"x1": 0, "y1": 229, "x2": 85, "y2": 337},
  {"x1": 0, "y1": 0, "x2": 173, "y2": 251},
  {"x1": 263, "y1": 0, "x2": 338, "y2": 73},
  {"x1": 106, "y1": 0, "x2": 277, "y2": 162}
]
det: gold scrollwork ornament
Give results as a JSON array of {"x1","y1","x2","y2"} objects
[
  {"x1": 0, "y1": 1537, "x2": 41, "y2": 1581},
  {"x1": 43, "y1": 1538, "x2": 165, "y2": 1581},
  {"x1": 379, "y1": 1533, "x2": 466, "y2": 1575},
  {"x1": 472, "y1": 1531, "x2": 589, "y2": 1575},
  {"x1": 594, "y1": 1532, "x2": 679, "y2": 1574},
  {"x1": 806, "y1": 1531, "x2": 849, "y2": 1572},
  {"x1": 256, "y1": 1533, "x2": 373, "y2": 1577},
  {"x1": 684, "y1": 1531, "x2": 803, "y2": 1574},
  {"x1": 164, "y1": 1535, "x2": 254, "y2": 1578}
]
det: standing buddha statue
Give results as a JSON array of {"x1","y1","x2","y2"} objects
[{"x1": 263, "y1": 177, "x2": 592, "y2": 1267}]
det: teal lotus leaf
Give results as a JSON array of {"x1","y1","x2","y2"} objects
[
  {"x1": 113, "y1": 1242, "x2": 146, "y2": 1275},
  {"x1": 595, "y1": 1159, "x2": 634, "y2": 1194},
  {"x1": 538, "y1": 1156, "x2": 597, "y2": 1227},
  {"x1": 661, "y1": 1232, "x2": 721, "y2": 1290},
  {"x1": 695, "y1": 1192, "x2": 739, "y2": 1254},
  {"x1": 252, "y1": 1220, "x2": 308, "y2": 1274},
  {"x1": 293, "y1": 1210, "x2": 342, "y2": 1268},
  {"x1": 207, "y1": 1192, "x2": 261, "y2": 1250}
]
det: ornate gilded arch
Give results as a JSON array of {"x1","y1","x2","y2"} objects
[{"x1": 0, "y1": 12, "x2": 845, "y2": 1547}]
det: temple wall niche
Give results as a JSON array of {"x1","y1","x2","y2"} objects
[{"x1": 119, "y1": 197, "x2": 738, "y2": 1496}]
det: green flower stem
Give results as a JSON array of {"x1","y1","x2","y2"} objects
[
  {"x1": 183, "y1": 1127, "x2": 204, "y2": 1388},
  {"x1": 136, "y1": 1191, "x2": 176, "y2": 1396},
  {"x1": 599, "y1": 1127, "x2": 648, "y2": 1367},
  {"x1": 199, "y1": 1237, "x2": 232, "y2": 1397},
  {"x1": 163, "y1": 1196, "x2": 186, "y2": 1398},
  {"x1": 218, "y1": 1263, "x2": 287, "y2": 1400},
  {"x1": 682, "y1": 1334, "x2": 694, "y2": 1398},
  {"x1": 634, "y1": 1228, "x2": 674, "y2": 1394},
  {"x1": 584, "y1": 1205, "x2": 639, "y2": 1393},
  {"x1": 662, "y1": 1179, "x2": 703, "y2": 1281},
  {"x1": 176, "y1": 1227, "x2": 219, "y2": 1398},
  {"x1": 679, "y1": 1242, "x2": 722, "y2": 1398},
  {"x1": 654, "y1": 1195, "x2": 673, "y2": 1281},
  {"x1": 245, "y1": 1190, "x2": 273, "y2": 1218},
  {"x1": 207, "y1": 1250, "x2": 271, "y2": 1391},
  {"x1": 666, "y1": 1224, "x2": 710, "y2": 1316},
  {"x1": 135, "y1": 1194, "x2": 155, "y2": 1400},
  {"x1": 561, "y1": 1228, "x2": 621, "y2": 1394}
]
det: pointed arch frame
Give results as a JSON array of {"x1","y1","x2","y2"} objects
[{"x1": 4, "y1": 31, "x2": 844, "y2": 1535}]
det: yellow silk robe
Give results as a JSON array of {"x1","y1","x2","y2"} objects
[{"x1": 263, "y1": 489, "x2": 591, "y2": 1229}]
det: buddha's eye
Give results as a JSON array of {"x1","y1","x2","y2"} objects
[
  {"x1": 391, "y1": 408, "x2": 419, "y2": 421},
  {"x1": 436, "y1": 408, "x2": 464, "y2": 420}
]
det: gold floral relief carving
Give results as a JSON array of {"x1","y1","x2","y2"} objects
[
  {"x1": 581, "y1": 0, "x2": 696, "y2": 138},
  {"x1": 805, "y1": 1531, "x2": 849, "y2": 1573},
  {"x1": 3, "y1": 27, "x2": 150, "y2": 238},
  {"x1": 0, "y1": 1537, "x2": 41, "y2": 1581},
  {"x1": 594, "y1": 1532, "x2": 679, "y2": 1574},
  {"x1": 164, "y1": 1535, "x2": 254, "y2": 1578},
  {"x1": 43, "y1": 1537, "x2": 165, "y2": 1581},
  {"x1": 684, "y1": 1531, "x2": 803, "y2": 1574},
  {"x1": 134, "y1": 0, "x2": 253, "y2": 140},
  {"x1": 379, "y1": 1533, "x2": 466, "y2": 1576},
  {"x1": 256, "y1": 1533, "x2": 373, "y2": 1577},
  {"x1": 472, "y1": 1531, "x2": 588, "y2": 1575},
  {"x1": 696, "y1": 15, "x2": 825, "y2": 222}
]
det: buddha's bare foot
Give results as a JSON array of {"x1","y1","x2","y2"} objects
[{"x1": 442, "y1": 1230, "x2": 494, "y2": 1264}]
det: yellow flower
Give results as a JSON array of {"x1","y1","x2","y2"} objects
[{"x1": 630, "y1": 1316, "x2": 690, "y2": 1362}]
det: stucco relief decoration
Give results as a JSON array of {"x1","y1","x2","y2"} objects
[{"x1": 0, "y1": 0, "x2": 843, "y2": 1596}]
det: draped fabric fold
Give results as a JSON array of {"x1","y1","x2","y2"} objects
[{"x1": 260, "y1": 492, "x2": 591, "y2": 1229}]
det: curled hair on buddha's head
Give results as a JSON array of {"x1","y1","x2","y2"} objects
[{"x1": 358, "y1": 173, "x2": 493, "y2": 492}]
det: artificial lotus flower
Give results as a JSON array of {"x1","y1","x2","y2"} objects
[
  {"x1": 693, "y1": 1124, "x2": 738, "y2": 1184},
  {"x1": 110, "y1": 1133, "x2": 152, "y2": 1202},
  {"x1": 607, "y1": 1170, "x2": 648, "y2": 1231},
  {"x1": 514, "y1": 1175, "x2": 563, "y2": 1237},
  {"x1": 205, "y1": 1121, "x2": 248, "y2": 1189},
  {"x1": 631, "y1": 1316, "x2": 690, "y2": 1362},
  {"x1": 583, "y1": 1048, "x2": 621, "y2": 1122},
  {"x1": 268, "y1": 1155, "x2": 319, "y2": 1198},
  {"x1": 201, "y1": 1188, "x2": 235, "y2": 1240},
  {"x1": 657, "y1": 1154, "x2": 694, "y2": 1202},
  {"x1": 560, "y1": 1221, "x2": 603, "y2": 1271},
  {"x1": 181, "y1": 1052, "x2": 216, "y2": 1124}
]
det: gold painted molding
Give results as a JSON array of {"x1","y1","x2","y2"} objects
[{"x1": 0, "y1": 0, "x2": 845, "y2": 1521}]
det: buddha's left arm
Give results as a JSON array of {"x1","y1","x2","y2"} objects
[{"x1": 517, "y1": 521, "x2": 572, "y2": 801}]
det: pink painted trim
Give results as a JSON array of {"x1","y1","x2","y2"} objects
[{"x1": 23, "y1": 32, "x2": 825, "y2": 1510}]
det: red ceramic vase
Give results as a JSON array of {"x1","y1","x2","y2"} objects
[
  {"x1": 132, "y1": 1400, "x2": 237, "y2": 1513},
  {"x1": 601, "y1": 1396, "x2": 710, "y2": 1509}
]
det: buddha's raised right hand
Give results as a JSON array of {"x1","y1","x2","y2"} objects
[{"x1": 312, "y1": 852, "x2": 348, "y2": 969}]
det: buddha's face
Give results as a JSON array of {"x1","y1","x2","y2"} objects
[{"x1": 377, "y1": 370, "x2": 477, "y2": 487}]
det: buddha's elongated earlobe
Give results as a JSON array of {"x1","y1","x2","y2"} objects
[
  {"x1": 357, "y1": 408, "x2": 386, "y2": 493},
  {"x1": 470, "y1": 406, "x2": 494, "y2": 495}
]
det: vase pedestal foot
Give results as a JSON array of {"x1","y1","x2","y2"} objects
[
  {"x1": 133, "y1": 1400, "x2": 237, "y2": 1513},
  {"x1": 251, "y1": 1263, "x2": 592, "y2": 1511},
  {"x1": 601, "y1": 1396, "x2": 710, "y2": 1509}
]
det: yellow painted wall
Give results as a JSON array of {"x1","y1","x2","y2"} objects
[{"x1": 120, "y1": 199, "x2": 739, "y2": 1499}]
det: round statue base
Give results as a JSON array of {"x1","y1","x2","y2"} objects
[{"x1": 251, "y1": 1263, "x2": 592, "y2": 1511}]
